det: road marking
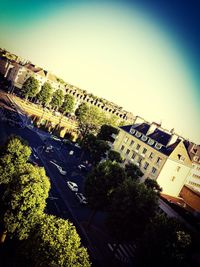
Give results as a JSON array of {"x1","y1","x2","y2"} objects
[{"x1": 49, "y1": 196, "x2": 59, "y2": 200}]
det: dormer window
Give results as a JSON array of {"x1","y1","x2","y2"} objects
[
  {"x1": 148, "y1": 139, "x2": 155, "y2": 146},
  {"x1": 129, "y1": 128, "x2": 135, "y2": 134},
  {"x1": 135, "y1": 131, "x2": 141, "y2": 138},
  {"x1": 155, "y1": 143, "x2": 162, "y2": 150},
  {"x1": 141, "y1": 135, "x2": 148, "y2": 142}
]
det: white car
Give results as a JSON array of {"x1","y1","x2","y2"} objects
[
  {"x1": 67, "y1": 181, "x2": 78, "y2": 192},
  {"x1": 78, "y1": 164, "x2": 87, "y2": 172},
  {"x1": 57, "y1": 166, "x2": 67, "y2": 175},
  {"x1": 74, "y1": 143, "x2": 81, "y2": 148},
  {"x1": 50, "y1": 161, "x2": 67, "y2": 175},
  {"x1": 75, "y1": 193, "x2": 87, "y2": 204}
]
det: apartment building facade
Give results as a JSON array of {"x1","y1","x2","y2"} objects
[
  {"x1": 0, "y1": 55, "x2": 134, "y2": 123},
  {"x1": 113, "y1": 118, "x2": 192, "y2": 197},
  {"x1": 184, "y1": 142, "x2": 200, "y2": 192}
]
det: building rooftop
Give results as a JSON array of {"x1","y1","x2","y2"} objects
[
  {"x1": 120, "y1": 123, "x2": 183, "y2": 156},
  {"x1": 148, "y1": 128, "x2": 171, "y2": 146}
]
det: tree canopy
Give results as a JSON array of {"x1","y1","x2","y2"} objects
[
  {"x1": 97, "y1": 124, "x2": 119, "y2": 142},
  {"x1": 24, "y1": 214, "x2": 91, "y2": 267},
  {"x1": 106, "y1": 178, "x2": 159, "y2": 242},
  {"x1": 21, "y1": 76, "x2": 39, "y2": 99},
  {"x1": 82, "y1": 133, "x2": 110, "y2": 164},
  {"x1": 84, "y1": 160, "x2": 127, "y2": 211},
  {"x1": 136, "y1": 214, "x2": 191, "y2": 267},
  {"x1": 1, "y1": 164, "x2": 50, "y2": 240},
  {"x1": 144, "y1": 178, "x2": 162, "y2": 195},
  {"x1": 107, "y1": 150, "x2": 123, "y2": 163},
  {"x1": 0, "y1": 135, "x2": 31, "y2": 184},
  {"x1": 124, "y1": 162, "x2": 143, "y2": 180},
  {"x1": 50, "y1": 89, "x2": 64, "y2": 110},
  {"x1": 36, "y1": 82, "x2": 52, "y2": 106},
  {"x1": 60, "y1": 94, "x2": 75, "y2": 114}
]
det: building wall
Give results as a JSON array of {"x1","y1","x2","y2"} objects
[
  {"x1": 113, "y1": 129, "x2": 167, "y2": 181},
  {"x1": 156, "y1": 158, "x2": 191, "y2": 197},
  {"x1": 156, "y1": 141, "x2": 192, "y2": 197},
  {"x1": 1, "y1": 58, "x2": 134, "y2": 122},
  {"x1": 113, "y1": 129, "x2": 194, "y2": 197},
  {"x1": 180, "y1": 185, "x2": 200, "y2": 212},
  {"x1": 185, "y1": 163, "x2": 200, "y2": 192},
  {"x1": 0, "y1": 57, "x2": 9, "y2": 76}
]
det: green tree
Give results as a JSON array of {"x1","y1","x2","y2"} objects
[
  {"x1": 136, "y1": 214, "x2": 191, "y2": 267},
  {"x1": 102, "y1": 114, "x2": 119, "y2": 127},
  {"x1": 36, "y1": 82, "x2": 52, "y2": 106},
  {"x1": 24, "y1": 214, "x2": 90, "y2": 267},
  {"x1": 108, "y1": 150, "x2": 123, "y2": 163},
  {"x1": 106, "y1": 178, "x2": 159, "y2": 242},
  {"x1": 1, "y1": 164, "x2": 50, "y2": 241},
  {"x1": 21, "y1": 76, "x2": 39, "y2": 99},
  {"x1": 75, "y1": 102, "x2": 89, "y2": 120},
  {"x1": 50, "y1": 89, "x2": 64, "y2": 110},
  {"x1": 0, "y1": 135, "x2": 31, "y2": 184},
  {"x1": 85, "y1": 160, "x2": 127, "y2": 225},
  {"x1": 97, "y1": 124, "x2": 119, "y2": 142},
  {"x1": 60, "y1": 94, "x2": 75, "y2": 114},
  {"x1": 124, "y1": 162, "x2": 143, "y2": 181},
  {"x1": 144, "y1": 178, "x2": 162, "y2": 195},
  {"x1": 81, "y1": 134, "x2": 110, "y2": 164},
  {"x1": 75, "y1": 103, "x2": 103, "y2": 137}
]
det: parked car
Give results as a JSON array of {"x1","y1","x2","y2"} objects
[
  {"x1": 50, "y1": 161, "x2": 67, "y2": 175},
  {"x1": 45, "y1": 145, "x2": 53, "y2": 153},
  {"x1": 67, "y1": 181, "x2": 78, "y2": 192},
  {"x1": 57, "y1": 166, "x2": 67, "y2": 175},
  {"x1": 78, "y1": 164, "x2": 87, "y2": 172},
  {"x1": 74, "y1": 143, "x2": 81, "y2": 148},
  {"x1": 75, "y1": 193, "x2": 87, "y2": 204}
]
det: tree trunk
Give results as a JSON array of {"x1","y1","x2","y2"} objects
[{"x1": 0, "y1": 230, "x2": 7, "y2": 244}]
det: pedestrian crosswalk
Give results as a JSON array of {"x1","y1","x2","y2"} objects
[{"x1": 108, "y1": 242, "x2": 136, "y2": 264}]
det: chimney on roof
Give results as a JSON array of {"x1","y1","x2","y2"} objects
[
  {"x1": 146, "y1": 122, "x2": 161, "y2": 135},
  {"x1": 133, "y1": 115, "x2": 145, "y2": 125},
  {"x1": 167, "y1": 133, "x2": 179, "y2": 147}
]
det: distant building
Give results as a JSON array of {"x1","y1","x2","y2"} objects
[
  {"x1": 0, "y1": 54, "x2": 134, "y2": 123},
  {"x1": 184, "y1": 142, "x2": 200, "y2": 192},
  {"x1": 113, "y1": 116, "x2": 192, "y2": 197}
]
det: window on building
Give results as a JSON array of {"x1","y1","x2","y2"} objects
[
  {"x1": 142, "y1": 148, "x2": 147, "y2": 154},
  {"x1": 156, "y1": 157, "x2": 162, "y2": 165},
  {"x1": 177, "y1": 166, "x2": 181, "y2": 172},
  {"x1": 130, "y1": 140, "x2": 134, "y2": 146},
  {"x1": 152, "y1": 167, "x2": 157, "y2": 174},
  {"x1": 132, "y1": 153, "x2": 136, "y2": 159},
  {"x1": 143, "y1": 162, "x2": 149, "y2": 170},
  {"x1": 171, "y1": 176, "x2": 176, "y2": 182},
  {"x1": 178, "y1": 154, "x2": 185, "y2": 161},
  {"x1": 149, "y1": 152, "x2": 154, "y2": 159},
  {"x1": 141, "y1": 135, "x2": 148, "y2": 141},
  {"x1": 124, "y1": 137, "x2": 129, "y2": 143},
  {"x1": 120, "y1": 145, "x2": 125, "y2": 151},
  {"x1": 126, "y1": 149, "x2": 130, "y2": 155},
  {"x1": 136, "y1": 131, "x2": 141, "y2": 138},
  {"x1": 136, "y1": 144, "x2": 140, "y2": 151},
  {"x1": 138, "y1": 157, "x2": 142, "y2": 164}
]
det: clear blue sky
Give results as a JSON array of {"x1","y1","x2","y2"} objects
[{"x1": 0, "y1": 0, "x2": 199, "y2": 143}]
